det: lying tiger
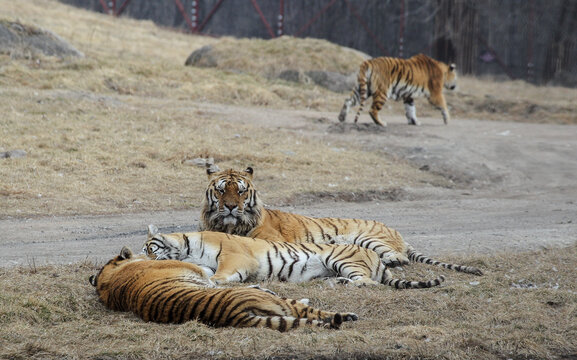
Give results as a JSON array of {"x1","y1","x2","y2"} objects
[
  {"x1": 89, "y1": 247, "x2": 358, "y2": 331},
  {"x1": 143, "y1": 225, "x2": 445, "y2": 289},
  {"x1": 338, "y1": 53, "x2": 457, "y2": 126},
  {"x1": 200, "y1": 167, "x2": 482, "y2": 276}
]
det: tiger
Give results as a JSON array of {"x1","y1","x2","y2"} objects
[
  {"x1": 200, "y1": 167, "x2": 482, "y2": 276},
  {"x1": 143, "y1": 225, "x2": 445, "y2": 289},
  {"x1": 89, "y1": 246, "x2": 358, "y2": 332},
  {"x1": 338, "y1": 53, "x2": 457, "y2": 126}
]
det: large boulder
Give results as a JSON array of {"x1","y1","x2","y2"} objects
[{"x1": 0, "y1": 20, "x2": 84, "y2": 58}]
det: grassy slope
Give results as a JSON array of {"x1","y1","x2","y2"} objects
[{"x1": 1, "y1": 0, "x2": 577, "y2": 217}]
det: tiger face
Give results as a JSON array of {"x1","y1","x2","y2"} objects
[
  {"x1": 201, "y1": 167, "x2": 262, "y2": 235},
  {"x1": 444, "y1": 63, "x2": 458, "y2": 90},
  {"x1": 142, "y1": 224, "x2": 185, "y2": 260}
]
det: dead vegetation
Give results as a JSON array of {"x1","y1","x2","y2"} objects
[
  {"x1": 1, "y1": 0, "x2": 576, "y2": 217},
  {"x1": 0, "y1": 1, "x2": 576, "y2": 358},
  {"x1": 0, "y1": 244, "x2": 575, "y2": 359}
]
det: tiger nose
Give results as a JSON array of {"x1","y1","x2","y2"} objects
[{"x1": 224, "y1": 204, "x2": 236, "y2": 211}]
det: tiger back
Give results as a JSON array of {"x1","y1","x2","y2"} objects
[
  {"x1": 89, "y1": 247, "x2": 358, "y2": 331},
  {"x1": 200, "y1": 167, "x2": 483, "y2": 277},
  {"x1": 338, "y1": 53, "x2": 457, "y2": 126},
  {"x1": 144, "y1": 225, "x2": 445, "y2": 289}
]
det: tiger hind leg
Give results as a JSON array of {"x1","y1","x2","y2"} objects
[
  {"x1": 338, "y1": 90, "x2": 359, "y2": 122},
  {"x1": 235, "y1": 296, "x2": 358, "y2": 331},
  {"x1": 368, "y1": 92, "x2": 387, "y2": 126},
  {"x1": 404, "y1": 98, "x2": 421, "y2": 126},
  {"x1": 332, "y1": 275, "x2": 380, "y2": 287}
]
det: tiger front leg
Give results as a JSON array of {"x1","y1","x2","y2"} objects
[
  {"x1": 369, "y1": 92, "x2": 387, "y2": 126},
  {"x1": 428, "y1": 93, "x2": 450, "y2": 125},
  {"x1": 210, "y1": 257, "x2": 258, "y2": 284},
  {"x1": 380, "y1": 251, "x2": 410, "y2": 268},
  {"x1": 404, "y1": 98, "x2": 421, "y2": 126},
  {"x1": 336, "y1": 276, "x2": 380, "y2": 287}
]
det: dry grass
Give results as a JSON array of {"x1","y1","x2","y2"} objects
[
  {"x1": 1, "y1": 244, "x2": 575, "y2": 359},
  {"x1": 0, "y1": 0, "x2": 447, "y2": 217},
  {"x1": 2, "y1": 0, "x2": 575, "y2": 218},
  {"x1": 189, "y1": 35, "x2": 368, "y2": 77},
  {"x1": 1, "y1": 2, "x2": 576, "y2": 359}
]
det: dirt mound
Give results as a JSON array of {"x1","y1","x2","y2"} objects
[
  {"x1": 0, "y1": 20, "x2": 83, "y2": 58},
  {"x1": 184, "y1": 36, "x2": 367, "y2": 92}
]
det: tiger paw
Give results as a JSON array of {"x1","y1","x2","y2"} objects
[
  {"x1": 342, "y1": 313, "x2": 359, "y2": 322},
  {"x1": 381, "y1": 253, "x2": 410, "y2": 267},
  {"x1": 246, "y1": 284, "x2": 278, "y2": 296},
  {"x1": 350, "y1": 278, "x2": 380, "y2": 287},
  {"x1": 333, "y1": 277, "x2": 353, "y2": 285}
]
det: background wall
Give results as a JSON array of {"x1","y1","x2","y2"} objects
[{"x1": 59, "y1": 0, "x2": 577, "y2": 86}]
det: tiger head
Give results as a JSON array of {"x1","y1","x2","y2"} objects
[
  {"x1": 89, "y1": 246, "x2": 147, "y2": 293},
  {"x1": 142, "y1": 224, "x2": 187, "y2": 260},
  {"x1": 444, "y1": 63, "x2": 458, "y2": 91},
  {"x1": 201, "y1": 167, "x2": 263, "y2": 236}
]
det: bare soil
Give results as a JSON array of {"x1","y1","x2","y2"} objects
[{"x1": 2, "y1": 105, "x2": 576, "y2": 267}]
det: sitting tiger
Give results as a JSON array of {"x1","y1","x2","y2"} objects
[
  {"x1": 200, "y1": 167, "x2": 482, "y2": 276},
  {"x1": 143, "y1": 225, "x2": 445, "y2": 289},
  {"x1": 338, "y1": 53, "x2": 457, "y2": 126},
  {"x1": 89, "y1": 247, "x2": 358, "y2": 331}
]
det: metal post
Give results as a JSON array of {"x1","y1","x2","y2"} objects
[
  {"x1": 174, "y1": 0, "x2": 195, "y2": 32},
  {"x1": 110, "y1": 0, "x2": 116, "y2": 15},
  {"x1": 197, "y1": 0, "x2": 225, "y2": 33},
  {"x1": 527, "y1": 0, "x2": 535, "y2": 82},
  {"x1": 191, "y1": 0, "x2": 199, "y2": 32},
  {"x1": 116, "y1": 0, "x2": 132, "y2": 16},
  {"x1": 250, "y1": 0, "x2": 276, "y2": 38},
  {"x1": 277, "y1": 0, "x2": 284, "y2": 37},
  {"x1": 99, "y1": 0, "x2": 110, "y2": 14},
  {"x1": 399, "y1": 0, "x2": 405, "y2": 57}
]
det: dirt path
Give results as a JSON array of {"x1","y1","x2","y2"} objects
[{"x1": 1, "y1": 106, "x2": 576, "y2": 267}]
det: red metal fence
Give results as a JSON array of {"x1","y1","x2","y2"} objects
[{"x1": 93, "y1": 0, "x2": 576, "y2": 86}]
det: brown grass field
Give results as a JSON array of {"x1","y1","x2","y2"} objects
[{"x1": 1, "y1": 1, "x2": 577, "y2": 359}]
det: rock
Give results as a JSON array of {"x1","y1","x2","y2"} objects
[
  {"x1": 182, "y1": 157, "x2": 214, "y2": 167},
  {"x1": 1, "y1": 149, "x2": 27, "y2": 159},
  {"x1": 305, "y1": 70, "x2": 356, "y2": 93},
  {"x1": 184, "y1": 45, "x2": 217, "y2": 67},
  {"x1": 278, "y1": 69, "x2": 355, "y2": 93},
  {"x1": 0, "y1": 20, "x2": 84, "y2": 58}
]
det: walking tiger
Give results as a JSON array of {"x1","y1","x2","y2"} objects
[{"x1": 339, "y1": 54, "x2": 457, "y2": 126}]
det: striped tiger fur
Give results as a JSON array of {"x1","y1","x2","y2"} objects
[
  {"x1": 89, "y1": 247, "x2": 358, "y2": 331},
  {"x1": 200, "y1": 167, "x2": 482, "y2": 276},
  {"x1": 338, "y1": 53, "x2": 457, "y2": 126},
  {"x1": 143, "y1": 225, "x2": 445, "y2": 289}
]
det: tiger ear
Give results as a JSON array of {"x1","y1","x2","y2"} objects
[
  {"x1": 244, "y1": 167, "x2": 254, "y2": 178},
  {"x1": 449, "y1": 63, "x2": 456, "y2": 71},
  {"x1": 119, "y1": 246, "x2": 133, "y2": 260},
  {"x1": 89, "y1": 275, "x2": 97, "y2": 286},
  {"x1": 206, "y1": 164, "x2": 221, "y2": 178},
  {"x1": 148, "y1": 224, "x2": 159, "y2": 238}
]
